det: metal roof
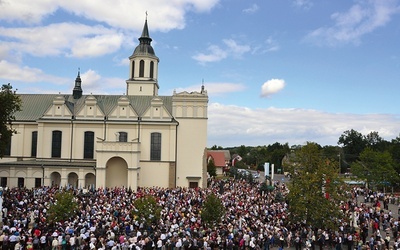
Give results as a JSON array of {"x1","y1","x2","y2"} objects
[{"x1": 15, "y1": 94, "x2": 173, "y2": 121}]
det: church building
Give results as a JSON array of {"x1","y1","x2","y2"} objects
[{"x1": 0, "y1": 20, "x2": 209, "y2": 190}]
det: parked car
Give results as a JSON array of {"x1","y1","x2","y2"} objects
[{"x1": 237, "y1": 169, "x2": 251, "y2": 176}]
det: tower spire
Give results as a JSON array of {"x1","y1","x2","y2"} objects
[
  {"x1": 73, "y1": 68, "x2": 83, "y2": 99},
  {"x1": 127, "y1": 17, "x2": 159, "y2": 96},
  {"x1": 140, "y1": 15, "x2": 151, "y2": 41}
]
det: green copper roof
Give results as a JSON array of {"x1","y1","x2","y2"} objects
[{"x1": 15, "y1": 94, "x2": 173, "y2": 121}]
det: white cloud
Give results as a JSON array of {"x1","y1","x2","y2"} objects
[
  {"x1": 193, "y1": 39, "x2": 251, "y2": 64},
  {"x1": 114, "y1": 57, "x2": 130, "y2": 66},
  {"x1": 0, "y1": 0, "x2": 59, "y2": 24},
  {"x1": 243, "y1": 4, "x2": 259, "y2": 14},
  {"x1": 251, "y1": 37, "x2": 280, "y2": 55},
  {"x1": 304, "y1": 0, "x2": 400, "y2": 46},
  {"x1": 0, "y1": 23, "x2": 125, "y2": 58},
  {"x1": 261, "y1": 79, "x2": 286, "y2": 97},
  {"x1": 81, "y1": 69, "x2": 125, "y2": 95},
  {"x1": 70, "y1": 34, "x2": 124, "y2": 58},
  {"x1": 207, "y1": 103, "x2": 400, "y2": 147},
  {"x1": 0, "y1": 0, "x2": 221, "y2": 63},
  {"x1": 0, "y1": 0, "x2": 220, "y2": 31},
  {"x1": 192, "y1": 45, "x2": 228, "y2": 63},
  {"x1": 264, "y1": 37, "x2": 280, "y2": 52},
  {"x1": 223, "y1": 39, "x2": 251, "y2": 58},
  {"x1": 292, "y1": 0, "x2": 313, "y2": 10},
  {"x1": 0, "y1": 60, "x2": 67, "y2": 83}
]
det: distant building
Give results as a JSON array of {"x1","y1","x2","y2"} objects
[
  {"x1": 207, "y1": 150, "x2": 231, "y2": 175},
  {"x1": 0, "y1": 19, "x2": 208, "y2": 190}
]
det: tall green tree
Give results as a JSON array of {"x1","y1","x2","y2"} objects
[
  {"x1": 132, "y1": 195, "x2": 162, "y2": 227},
  {"x1": 207, "y1": 158, "x2": 217, "y2": 177},
  {"x1": 47, "y1": 191, "x2": 78, "y2": 224},
  {"x1": 351, "y1": 147, "x2": 397, "y2": 190},
  {"x1": 0, "y1": 83, "x2": 22, "y2": 158},
  {"x1": 389, "y1": 135, "x2": 400, "y2": 173},
  {"x1": 201, "y1": 193, "x2": 225, "y2": 227},
  {"x1": 365, "y1": 131, "x2": 388, "y2": 152},
  {"x1": 236, "y1": 145, "x2": 248, "y2": 159},
  {"x1": 338, "y1": 129, "x2": 367, "y2": 166},
  {"x1": 286, "y1": 142, "x2": 347, "y2": 230},
  {"x1": 321, "y1": 145, "x2": 343, "y2": 173},
  {"x1": 267, "y1": 142, "x2": 290, "y2": 172},
  {"x1": 247, "y1": 146, "x2": 266, "y2": 168}
]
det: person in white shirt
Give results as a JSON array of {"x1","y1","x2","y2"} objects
[
  {"x1": 156, "y1": 237, "x2": 163, "y2": 249},
  {"x1": 52, "y1": 237, "x2": 59, "y2": 250}
]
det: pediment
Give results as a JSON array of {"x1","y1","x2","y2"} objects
[
  {"x1": 75, "y1": 96, "x2": 105, "y2": 119},
  {"x1": 109, "y1": 97, "x2": 138, "y2": 119},
  {"x1": 42, "y1": 95, "x2": 73, "y2": 118},
  {"x1": 142, "y1": 97, "x2": 172, "y2": 120}
]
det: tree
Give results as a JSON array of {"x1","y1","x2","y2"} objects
[
  {"x1": 351, "y1": 147, "x2": 398, "y2": 190},
  {"x1": 260, "y1": 179, "x2": 274, "y2": 194},
  {"x1": 236, "y1": 145, "x2": 248, "y2": 160},
  {"x1": 131, "y1": 195, "x2": 162, "y2": 227},
  {"x1": 286, "y1": 142, "x2": 347, "y2": 230},
  {"x1": 247, "y1": 146, "x2": 264, "y2": 167},
  {"x1": 233, "y1": 160, "x2": 247, "y2": 169},
  {"x1": 0, "y1": 83, "x2": 22, "y2": 158},
  {"x1": 365, "y1": 131, "x2": 388, "y2": 152},
  {"x1": 47, "y1": 191, "x2": 78, "y2": 224},
  {"x1": 321, "y1": 145, "x2": 342, "y2": 173},
  {"x1": 389, "y1": 135, "x2": 400, "y2": 173},
  {"x1": 338, "y1": 129, "x2": 367, "y2": 166},
  {"x1": 267, "y1": 142, "x2": 290, "y2": 173},
  {"x1": 207, "y1": 158, "x2": 217, "y2": 177},
  {"x1": 201, "y1": 193, "x2": 225, "y2": 227}
]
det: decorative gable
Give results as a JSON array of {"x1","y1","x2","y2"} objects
[
  {"x1": 76, "y1": 95, "x2": 105, "y2": 119},
  {"x1": 109, "y1": 96, "x2": 138, "y2": 119},
  {"x1": 43, "y1": 95, "x2": 73, "y2": 119},
  {"x1": 142, "y1": 97, "x2": 172, "y2": 120}
]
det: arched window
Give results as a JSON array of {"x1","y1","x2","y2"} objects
[
  {"x1": 31, "y1": 131, "x2": 38, "y2": 157},
  {"x1": 150, "y1": 132, "x2": 161, "y2": 161},
  {"x1": 131, "y1": 61, "x2": 135, "y2": 79},
  {"x1": 139, "y1": 60, "x2": 145, "y2": 77},
  {"x1": 150, "y1": 61, "x2": 154, "y2": 78},
  {"x1": 84, "y1": 131, "x2": 94, "y2": 159},
  {"x1": 51, "y1": 130, "x2": 62, "y2": 158}
]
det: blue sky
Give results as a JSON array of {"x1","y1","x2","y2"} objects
[{"x1": 1, "y1": 0, "x2": 400, "y2": 147}]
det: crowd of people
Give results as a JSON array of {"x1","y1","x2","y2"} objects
[{"x1": 0, "y1": 178, "x2": 399, "y2": 250}]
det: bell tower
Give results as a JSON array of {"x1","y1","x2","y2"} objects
[{"x1": 126, "y1": 17, "x2": 160, "y2": 96}]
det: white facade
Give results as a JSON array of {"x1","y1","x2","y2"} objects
[{"x1": 0, "y1": 20, "x2": 208, "y2": 190}]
